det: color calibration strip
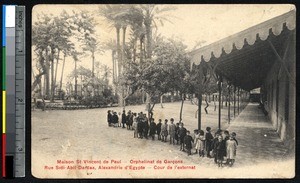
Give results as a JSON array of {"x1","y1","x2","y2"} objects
[{"x1": 2, "y1": 5, "x2": 26, "y2": 178}]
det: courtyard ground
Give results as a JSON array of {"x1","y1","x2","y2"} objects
[{"x1": 31, "y1": 101, "x2": 294, "y2": 178}]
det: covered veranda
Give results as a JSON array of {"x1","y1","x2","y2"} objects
[{"x1": 189, "y1": 10, "x2": 295, "y2": 148}]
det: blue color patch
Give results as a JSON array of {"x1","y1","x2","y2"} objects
[{"x1": 2, "y1": 5, "x2": 6, "y2": 46}]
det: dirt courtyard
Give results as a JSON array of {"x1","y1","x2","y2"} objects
[{"x1": 31, "y1": 101, "x2": 294, "y2": 178}]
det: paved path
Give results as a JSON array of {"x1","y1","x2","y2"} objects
[{"x1": 227, "y1": 102, "x2": 290, "y2": 167}]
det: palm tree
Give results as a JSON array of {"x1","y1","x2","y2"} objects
[
  {"x1": 99, "y1": 5, "x2": 129, "y2": 76},
  {"x1": 139, "y1": 5, "x2": 177, "y2": 59},
  {"x1": 103, "y1": 39, "x2": 117, "y2": 84},
  {"x1": 138, "y1": 5, "x2": 177, "y2": 110},
  {"x1": 59, "y1": 41, "x2": 75, "y2": 92},
  {"x1": 99, "y1": 5, "x2": 133, "y2": 106}
]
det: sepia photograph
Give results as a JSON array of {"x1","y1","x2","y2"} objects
[{"x1": 31, "y1": 4, "x2": 295, "y2": 178}]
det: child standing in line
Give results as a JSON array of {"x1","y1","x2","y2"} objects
[
  {"x1": 198, "y1": 130, "x2": 206, "y2": 157},
  {"x1": 214, "y1": 135, "x2": 226, "y2": 167},
  {"x1": 205, "y1": 127, "x2": 214, "y2": 158},
  {"x1": 132, "y1": 113, "x2": 138, "y2": 138},
  {"x1": 156, "y1": 119, "x2": 162, "y2": 140},
  {"x1": 194, "y1": 130, "x2": 200, "y2": 154},
  {"x1": 226, "y1": 133, "x2": 238, "y2": 166},
  {"x1": 184, "y1": 131, "x2": 194, "y2": 156},
  {"x1": 231, "y1": 132, "x2": 238, "y2": 146},
  {"x1": 161, "y1": 119, "x2": 168, "y2": 142},
  {"x1": 211, "y1": 132, "x2": 220, "y2": 163},
  {"x1": 178, "y1": 123, "x2": 187, "y2": 151},
  {"x1": 149, "y1": 118, "x2": 157, "y2": 140},
  {"x1": 169, "y1": 118, "x2": 176, "y2": 145},
  {"x1": 174, "y1": 123, "x2": 180, "y2": 145}
]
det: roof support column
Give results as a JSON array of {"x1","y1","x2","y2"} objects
[
  {"x1": 197, "y1": 64, "x2": 204, "y2": 131},
  {"x1": 218, "y1": 76, "x2": 222, "y2": 130},
  {"x1": 238, "y1": 87, "x2": 240, "y2": 115},
  {"x1": 234, "y1": 85, "x2": 236, "y2": 118},
  {"x1": 228, "y1": 85, "x2": 231, "y2": 124},
  {"x1": 198, "y1": 94, "x2": 202, "y2": 131}
]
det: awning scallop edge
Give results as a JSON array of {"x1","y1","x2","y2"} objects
[{"x1": 190, "y1": 10, "x2": 296, "y2": 65}]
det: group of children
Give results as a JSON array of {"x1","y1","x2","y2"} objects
[
  {"x1": 107, "y1": 109, "x2": 238, "y2": 168},
  {"x1": 198, "y1": 128, "x2": 239, "y2": 167}
]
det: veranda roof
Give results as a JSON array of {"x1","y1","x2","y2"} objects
[{"x1": 190, "y1": 10, "x2": 296, "y2": 91}]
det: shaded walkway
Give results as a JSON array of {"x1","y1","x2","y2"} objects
[{"x1": 227, "y1": 102, "x2": 290, "y2": 167}]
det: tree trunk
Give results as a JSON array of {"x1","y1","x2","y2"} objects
[
  {"x1": 122, "y1": 26, "x2": 126, "y2": 73},
  {"x1": 198, "y1": 94, "x2": 202, "y2": 130},
  {"x1": 50, "y1": 48, "x2": 55, "y2": 102},
  {"x1": 59, "y1": 53, "x2": 66, "y2": 92},
  {"x1": 179, "y1": 95, "x2": 184, "y2": 122},
  {"x1": 144, "y1": 9, "x2": 152, "y2": 59},
  {"x1": 171, "y1": 92, "x2": 174, "y2": 102},
  {"x1": 74, "y1": 60, "x2": 77, "y2": 99},
  {"x1": 32, "y1": 50, "x2": 46, "y2": 93},
  {"x1": 116, "y1": 26, "x2": 121, "y2": 76},
  {"x1": 32, "y1": 72, "x2": 46, "y2": 93},
  {"x1": 160, "y1": 95, "x2": 163, "y2": 108},
  {"x1": 54, "y1": 50, "x2": 60, "y2": 95},
  {"x1": 148, "y1": 101, "x2": 156, "y2": 120},
  {"x1": 45, "y1": 49, "x2": 50, "y2": 99},
  {"x1": 204, "y1": 96, "x2": 209, "y2": 114},
  {"x1": 112, "y1": 50, "x2": 115, "y2": 83},
  {"x1": 133, "y1": 39, "x2": 137, "y2": 62},
  {"x1": 92, "y1": 50, "x2": 95, "y2": 96},
  {"x1": 116, "y1": 26, "x2": 123, "y2": 107},
  {"x1": 139, "y1": 36, "x2": 143, "y2": 64}
]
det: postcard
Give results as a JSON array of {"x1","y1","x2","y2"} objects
[{"x1": 31, "y1": 4, "x2": 296, "y2": 178}]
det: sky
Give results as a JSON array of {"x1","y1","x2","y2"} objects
[{"x1": 31, "y1": 4, "x2": 295, "y2": 89}]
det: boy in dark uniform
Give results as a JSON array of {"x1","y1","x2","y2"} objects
[
  {"x1": 121, "y1": 110, "x2": 127, "y2": 128},
  {"x1": 213, "y1": 135, "x2": 226, "y2": 167},
  {"x1": 156, "y1": 119, "x2": 162, "y2": 140},
  {"x1": 178, "y1": 123, "x2": 187, "y2": 151},
  {"x1": 137, "y1": 112, "x2": 144, "y2": 138},
  {"x1": 174, "y1": 123, "x2": 180, "y2": 145},
  {"x1": 143, "y1": 114, "x2": 149, "y2": 139},
  {"x1": 112, "y1": 112, "x2": 119, "y2": 128},
  {"x1": 107, "y1": 110, "x2": 112, "y2": 127},
  {"x1": 205, "y1": 127, "x2": 214, "y2": 158},
  {"x1": 184, "y1": 131, "x2": 194, "y2": 156},
  {"x1": 149, "y1": 118, "x2": 157, "y2": 140}
]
